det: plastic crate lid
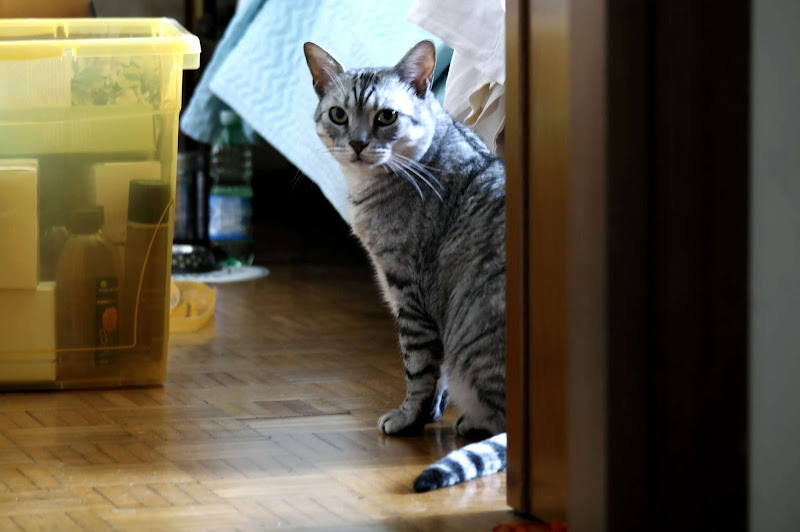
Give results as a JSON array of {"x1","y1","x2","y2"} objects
[{"x1": 0, "y1": 18, "x2": 200, "y2": 69}]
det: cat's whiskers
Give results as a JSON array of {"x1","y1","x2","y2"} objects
[
  {"x1": 385, "y1": 159, "x2": 426, "y2": 201},
  {"x1": 387, "y1": 160, "x2": 426, "y2": 200},
  {"x1": 290, "y1": 168, "x2": 308, "y2": 192},
  {"x1": 315, "y1": 145, "x2": 352, "y2": 164},
  {"x1": 393, "y1": 152, "x2": 443, "y2": 174},
  {"x1": 391, "y1": 153, "x2": 444, "y2": 187},
  {"x1": 389, "y1": 154, "x2": 444, "y2": 201},
  {"x1": 322, "y1": 66, "x2": 347, "y2": 95},
  {"x1": 314, "y1": 146, "x2": 338, "y2": 155},
  {"x1": 403, "y1": 164, "x2": 443, "y2": 202}
]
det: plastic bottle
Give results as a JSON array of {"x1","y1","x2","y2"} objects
[
  {"x1": 208, "y1": 110, "x2": 255, "y2": 266},
  {"x1": 55, "y1": 206, "x2": 122, "y2": 381}
]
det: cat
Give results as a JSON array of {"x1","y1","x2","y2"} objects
[{"x1": 303, "y1": 40, "x2": 506, "y2": 492}]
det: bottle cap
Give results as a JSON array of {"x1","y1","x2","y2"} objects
[
  {"x1": 219, "y1": 110, "x2": 241, "y2": 127},
  {"x1": 67, "y1": 206, "x2": 104, "y2": 235},
  {"x1": 128, "y1": 180, "x2": 171, "y2": 225},
  {"x1": 176, "y1": 151, "x2": 202, "y2": 175}
]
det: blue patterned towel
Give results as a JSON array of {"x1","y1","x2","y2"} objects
[{"x1": 180, "y1": 0, "x2": 451, "y2": 222}]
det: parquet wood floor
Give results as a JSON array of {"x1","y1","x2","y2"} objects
[{"x1": 0, "y1": 256, "x2": 526, "y2": 531}]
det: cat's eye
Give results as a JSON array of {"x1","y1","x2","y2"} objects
[
  {"x1": 329, "y1": 107, "x2": 348, "y2": 125},
  {"x1": 375, "y1": 109, "x2": 398, "y2": 126}
]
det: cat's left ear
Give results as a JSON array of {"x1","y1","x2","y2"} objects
[
  {"x1": 393, "y1": 40, "x2": 436, "y2": 98},
  {"x1": 304, "y1": 42, "x2": 344, "y2": 98}
]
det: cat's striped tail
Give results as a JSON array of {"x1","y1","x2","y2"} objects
[{"x1": 413, "y1": 432, "x2": 507, "y2": 492}]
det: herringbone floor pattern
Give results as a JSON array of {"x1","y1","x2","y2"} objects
[{"x1": 0, "y1": 258, "x2": 523, "y2": 531}]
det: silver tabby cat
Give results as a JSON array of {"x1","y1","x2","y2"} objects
[{"x1": 304, "y1": 40, "x2": 506, "y2": 492}]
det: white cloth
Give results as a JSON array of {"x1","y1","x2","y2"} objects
[{"x1": 408, "y1": 0, "x2": 506, "y2": 157}]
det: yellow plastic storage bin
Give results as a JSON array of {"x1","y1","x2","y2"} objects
[{"x1": 0, "y1": 18, "x2": 200, "y2": 389}]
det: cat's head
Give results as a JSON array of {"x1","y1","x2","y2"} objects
[{"x1": 303, "y1": 41, "x2": 438, "y2": 177}]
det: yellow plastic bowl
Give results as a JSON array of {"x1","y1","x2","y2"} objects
[{"x1": 169, "y1": 280, "x2": 216, "y2": 333}]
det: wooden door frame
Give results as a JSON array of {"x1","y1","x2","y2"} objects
[
  {"x1": 506, "y1": 0, "x2": 570, "y2": 520},
  {"x1": 506, "y1": 1, "x2": 751, "y2": 529}
]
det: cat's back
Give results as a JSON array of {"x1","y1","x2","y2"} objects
[{"x1": 432, "y1": 117, "x2": 506, "y2": 255}]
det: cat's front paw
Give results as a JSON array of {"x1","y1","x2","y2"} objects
[{"x1": 379, "y1": 408, "x2": 425, "y2": 436}]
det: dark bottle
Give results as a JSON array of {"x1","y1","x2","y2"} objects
[
  {"x1": 121, "y1": 180, "x2": 171, "y2": 382},
  {"x1": 55, "y1": 206, "x2": 122, "y2": 381},
  {"x1": 174, "y1": 151, "x2": 200, "y2": 244},
  {"x1": 40, "y1": 210, "x2": 69, "y2": 282},
  {"x1": 208, "y1": 110, "x2": 255, "y2": 265}
]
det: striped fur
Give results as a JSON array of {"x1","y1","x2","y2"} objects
[
  {"x1": 414, "y1": 433, "x2": 507, "y2": 492},
  {"x1": 304, "y1": 41, "x2": 506, "y2": 492}
]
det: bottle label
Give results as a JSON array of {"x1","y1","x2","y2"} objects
[
  {"x1": 209, "y1": 195, "x2": 253, "y2": 241},
  {"x1": 95, "y1": 277, "x2": 119, "y2": 366}
]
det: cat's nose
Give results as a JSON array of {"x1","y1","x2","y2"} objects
[{"x1": 349, "y1": 140, "x2": 368, "y2": 155}]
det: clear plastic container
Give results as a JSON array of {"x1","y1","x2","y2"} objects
[{"x1": 0, "y1": 18, "x2": 200, "y2": 389}]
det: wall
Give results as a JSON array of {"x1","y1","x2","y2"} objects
[
  {"x1": 92, "y1": 0, "x2": 184, "y2": 21},
  {"x1": 750, "y1": 0, "x2": 800, "y2": 528}
]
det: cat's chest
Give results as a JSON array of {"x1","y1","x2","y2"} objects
[
  {"x1": 350, "y1": 204, "x2": 424, "y2": 313},
  {"x1": 350, "y1": 203, "x2": 417, "y2": 257},
  {"x1": 353, "y1": 219, "x2": 415, "y2": 279}
]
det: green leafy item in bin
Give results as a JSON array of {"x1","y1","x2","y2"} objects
[{"x1": 71, "y1": 57, "x2": 160, "y2": 106}]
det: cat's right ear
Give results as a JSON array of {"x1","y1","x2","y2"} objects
[
  {"x1": 303, "y1": 42, "x2": 344, "y2": 98},
  {"x1": 393, "y1": 40, "x2": 436, "y2": 98}
]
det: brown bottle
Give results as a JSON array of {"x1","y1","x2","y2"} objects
[
  {"x1": 55, "y1": 206, "x2": 122, "y2": 382},
  {"x1": 121, "y1": 180, "x2": 171, "y2": 382}
]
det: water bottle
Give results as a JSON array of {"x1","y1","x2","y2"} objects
[{"x1": 208, "y1": 110, "x2": 255, "y2": 265}]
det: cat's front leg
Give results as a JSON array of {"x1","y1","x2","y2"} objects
[{"x1": 379, "y1": 306, "x2": 447, "y2": 436}]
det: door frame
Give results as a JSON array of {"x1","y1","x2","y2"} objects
[{"x1": 505, "y1": 1, "x2": 751, "y2": 529}]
